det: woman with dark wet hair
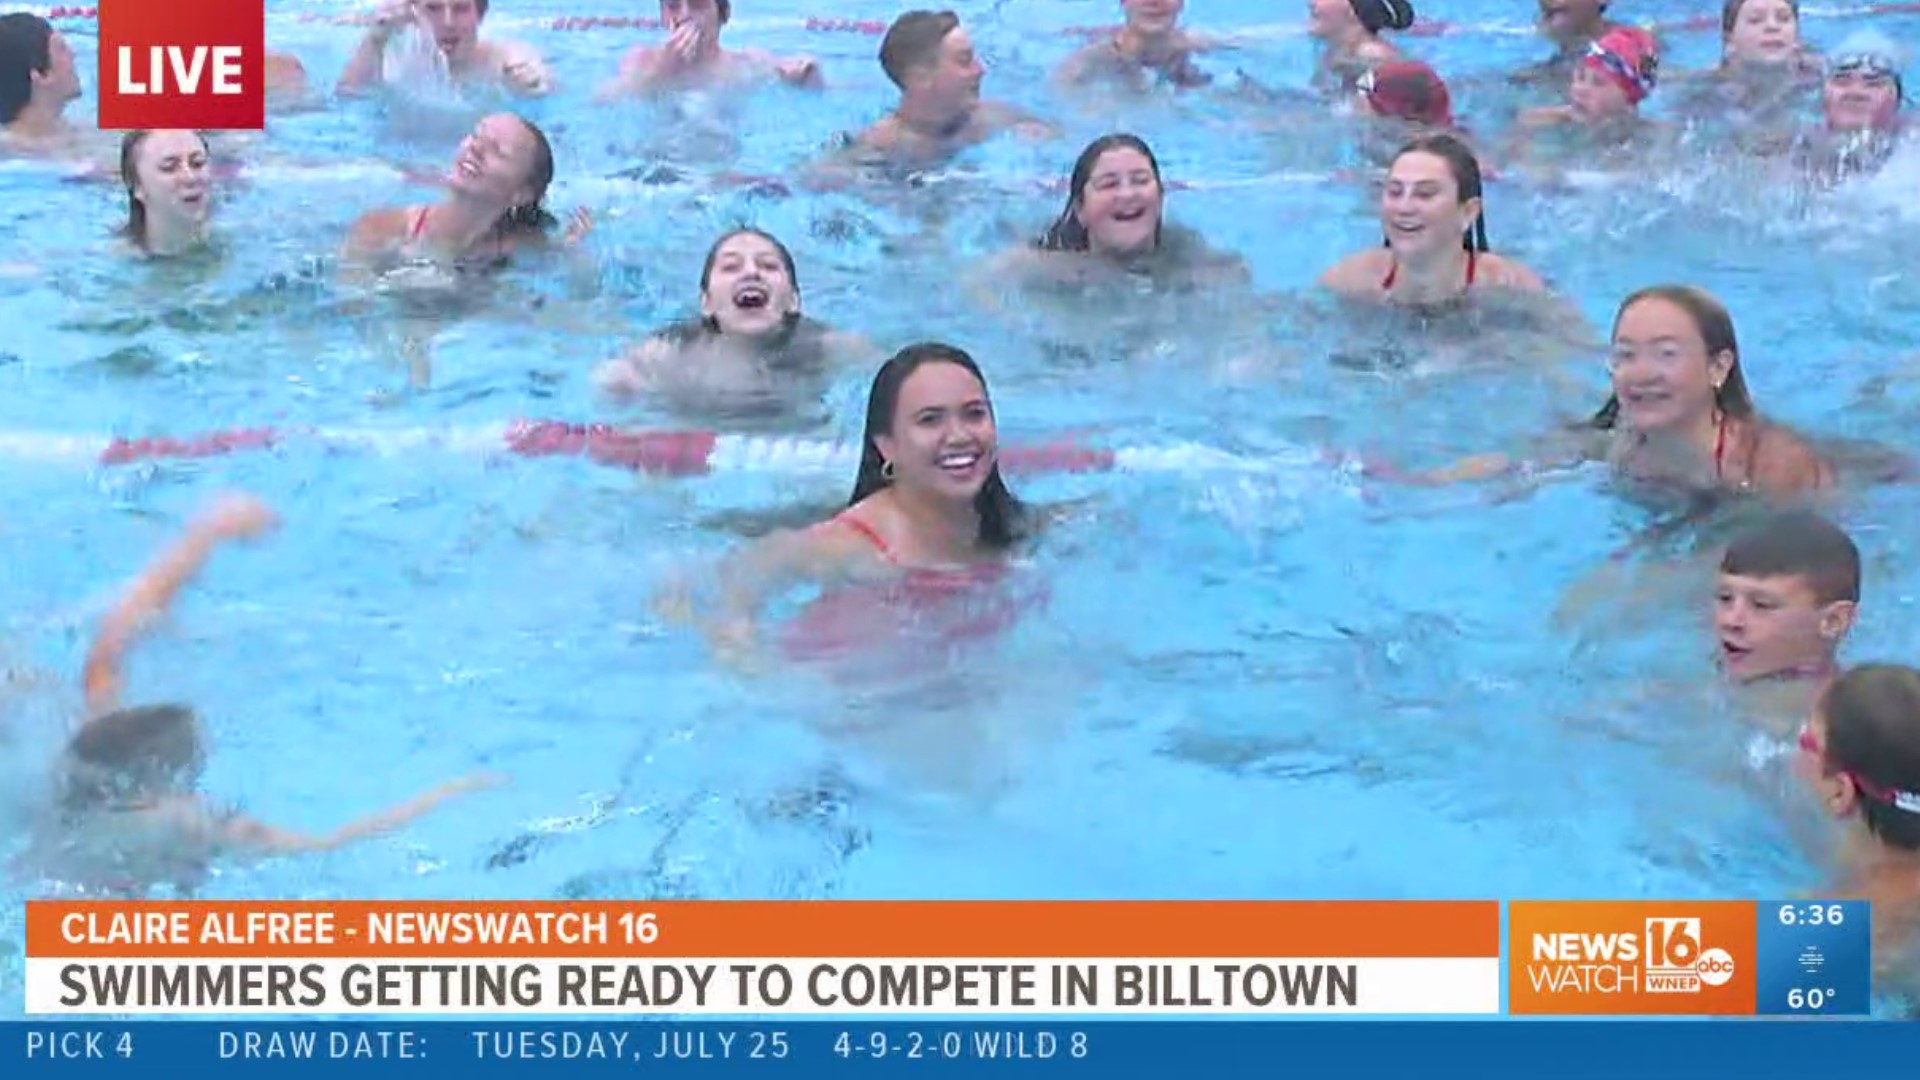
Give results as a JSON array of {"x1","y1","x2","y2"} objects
[
  {"x1": 976, "y1": 133, "x2": 1247, "y2": 302},
  {"x1": 18, "y1": 494, "x2": 501, "y2": 894},
  {"x1": 661, "y1": 343, "x2": 1045, "y2": 666},
  {"x1": 118, "y1": 129, "x2": 217, "y2": 258},
  {"x1": 596, "y1": 228, "x2": 873, "y2": 423},
  {"x1": 1321, "y1": 134, "x2": 1544, "y2": 306}
]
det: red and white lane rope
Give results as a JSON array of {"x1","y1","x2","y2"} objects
[
  {"x1": 0, "y1": 421, "x2": 1303, "y2": 478},
  {"x1": 31, "y1": 5, "x2": 1920, "y2": 38}
]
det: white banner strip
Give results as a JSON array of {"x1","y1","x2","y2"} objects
[{"x1": 28, "y1": 956, "x2": 1500, "y2": 1016}]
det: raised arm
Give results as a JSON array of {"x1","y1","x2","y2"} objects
[
  {"x1": 337, "y1": 0, "x2": 417, "y2": 96},
  {"x1": 219, "y1": 772, "x2": 505, "y2": 855},
  {"x1": 82, "y1": 494, "x2": 280, "y2": 719}
]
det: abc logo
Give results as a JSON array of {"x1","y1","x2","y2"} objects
[{"x1": 1696, "y1": 948, "x2": 1736, "y2": 987}]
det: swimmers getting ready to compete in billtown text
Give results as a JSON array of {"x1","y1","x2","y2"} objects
[{"x1": 14, "y1": 494, "x2": 503, "y2": 895}]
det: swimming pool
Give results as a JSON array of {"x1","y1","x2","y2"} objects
[{"x1": 3, "y1": 0, "x2": 1920, "y2": 1018}]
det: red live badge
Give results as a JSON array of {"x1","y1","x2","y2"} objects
[{"x1": 98, "y1": 0, "x2": 265, "y2": 131}]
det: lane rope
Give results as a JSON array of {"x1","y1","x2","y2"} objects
[{"x1": 0, "y1": 421, "x2": 1314, "y2": 478}]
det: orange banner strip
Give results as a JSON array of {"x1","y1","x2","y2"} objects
[{"x1": 27, "y1": 900, "x2": 1501, "y2": 959}]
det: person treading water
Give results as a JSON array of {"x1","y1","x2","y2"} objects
[
  {"x1": 339, "y1": 0, "x2": 553, "y2": 99},
  {"x1": 598, "y1": 0, "x2": 822, "y2": 97}
]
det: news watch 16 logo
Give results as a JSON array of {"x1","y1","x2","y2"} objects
[
  {"x1": 1507, "y1": 901, "x2": 1756, "y2": 1015},
  {"x1": 99, "y1": 0, "x2": 266, "y2": 130}
]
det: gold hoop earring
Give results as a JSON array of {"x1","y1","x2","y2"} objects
[{"x1": 880, "y1": 460, "x2": 895, "y2": 481}]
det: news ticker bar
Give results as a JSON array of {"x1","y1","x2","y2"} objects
[
  {"x1": 20, "y1": 899, "x2": 1875, "y2": 1017},
  {"x1": 8, "y1": 1021, "x2": 1920, "y2": 1078}
]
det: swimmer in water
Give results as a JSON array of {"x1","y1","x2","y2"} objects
[
  {"x1": 1054, "y1": 0, "x2": 1217, "y2": 93},
  {"x1": 599, "y1": 0, "x2": 821, "y2": 98},
  {"x1": 344, "y1": 112, "x2": 587, "y2": 273},
  {"x1": 1793, "y1": 664, "x2": 1920, "y2": 1001},
  {"x1": 16, "y1": 493, "x2": 502, "y2": 895},
  {"x1": 1320, "y1": 134, "x2": 1545, "y2": 306},
  {"x1": 1306, "y1": 0, "x2": 1415, "y2": 93},
  {"x1": 339, "y1": 0, "x2": 552, "y2": 98},
  {"x1": 118, "y1": 131, "x2": 216, "y2": 259},
  {"x1": 1669, "y1": 0, "x2": 1819, "y2": 143},
  {"x1": 0, "y1": 13, "x2": 82, "y2": 157},
  {"x1": 1795, "y1": 32, "x2": 1907, "y2": 184},
  {"x1": 1713, "y1": 511, "x2": 1858, "y2": 720},
  {"x1": 1515, "y1": 26, "x2": 1660, "y2": 148},
  {"x1": 1398, "y1": 285, "x2": 1832, "y2": 498},
  {"x1": 666, "y1": 343, "x2": 1036, "y2": 665},
  {"x1": 974, "y1": 133, "x2": 1249, "y2": 302},
  {"x1": 811, "y1": 10, "x2": 1057, "y2": 183},
  {"x1": 595, "y1": 228, "x2": 874, "y2": 424},
  {"x1": 1513, "y1": 0, "x2": 1626, "y2": 90}
]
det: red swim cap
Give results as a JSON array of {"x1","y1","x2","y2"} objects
[
  {"x1": 1363, "y1": 60, "x2": 1454, "y2": 126},
  {"x1": 1584, "y1": 27, "x2": 1659, "y2": 105}
]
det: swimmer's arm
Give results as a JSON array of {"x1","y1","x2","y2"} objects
[
  {"x1": 968, "y1": 248, "x2": 1042, "y2": 310},
  {"x1": 596, "y1": 45, "x2": 659, "y2": 101},
  {"x1": 1365, "y1": 429, "x2": 1603, "y2": 487},
  {"x1": 337, "y1": 20, "x2": 403, "y2": 96},
  {"x1": 594, "y1": 336, "x2": 676, "y2": 399},
  {"x1": 795, "y1": 127, "x2": 892, "y2": 192},
  {"x1": 1052, "y1": 44, "x2": 1101, "y2": 89},
  {"x1": 1353, "y1": 40, "x2": 1396, "y2": 66},
  {"x1": 1751, "y1": 430, "x2": 1838, "y2": 497},
  {"x1": 81, "y1": 495, "x2": 280, "y2": 720},
  {"x1": 759, "y1": 50, "x2": 824, "y2": 89},
  {"x1": 690, "y1": 523, "x2": 874, "y2": 649},
  {"x1": 991, "y1": 102, "x2": 1060, "y2": 141},
  {"x1": 216, "y1": 772, "x2": 506, "y2": 855},
  {"x1": 339, "y1": 208, "x2": 409, "y2": 277},
  {"x1": 1317, "y1": 251, "x2": 1384, "y2": 296}
]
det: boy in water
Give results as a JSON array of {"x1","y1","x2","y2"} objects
[
  {"x1": 1714, "y1": 510, "x2": 1860, "y2": 732},
  {"x1": 21, "y1": 493, "x2": 501, "y2": 894},
  {"x1": 1796, "y1": 664, "x2": 1920, "y2": 1005}
]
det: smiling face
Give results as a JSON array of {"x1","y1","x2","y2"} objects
[
  {"x1": 1725, "y1": 0, "x2": 1799, "y2": 66},
  {"x1": 1824, "y1": 66, "x2": 1900, "y2": 131},
  {"x1": 699, "y1": 232, "x2": 800, "y2": 337},
  {"x1": 1074, "y1": 146, "x2": 1162, "y2": 257},
  {"x1": 1608, "y1": 296, "x2": 1733, "y2": 433},
  {"x1": 129, "y1": 129, "x2": 212, "y2": 231},
  {"x1": 1715, "y1": 571, "x2": 1845, "y2": 681},
  {"x1": 448, "y1": 113, "x2": 539, "y2": 205},
  {"x1": 1379, "y1": 149, "x2": 1476, "y2": 258},
  {"x1": 873, "y1": 362, "x2": 998, "y2": 503}
]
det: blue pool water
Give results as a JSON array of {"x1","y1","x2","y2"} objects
[{"x1": 4, "y1": 0, "x2": 1920, "y2": 1017}]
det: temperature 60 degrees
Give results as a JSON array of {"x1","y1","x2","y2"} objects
[{"x1": 1787, "y1": 988, "x2": 1834, "y2": 1010}]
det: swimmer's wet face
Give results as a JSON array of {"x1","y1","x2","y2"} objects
[
  {"x1": 1715, "y1": 574, "x2": 1842, "y2": 680},
  {"x1": 874, "y1": 361, "x2": 999, "y2": 502},
  {"x1": 1607, "y1": 295, "x2": 1736, "y2": 433},
  {"x1": 1716, "y1": 511, "x2": 1859, "y2": 682},
  {"x1": 417, "y1": 0, "x2": 484, "y2": 60},
  {"x1": 1124, "y1": 0, "x2": 1185, "y2": 34},
  {"x1": 37, "y1": 29, "x2": 80, "y2": 106},
  {"x1": 1569, "y1": 56, "x2": 1633, "y2": 119},
  {"x1": 660, "y1": 0, "x2": 729, "y2": 35},
  {"x1": 1824, "y1": 65, "x2": 1900, "y2": 131},
  {"x1": 1307, "y1": 0, "x2": 1359, "y2": 39},
  {"x1": 1380, "y1": 149, "x2": 1479, "y2": 258},
  {"x1": 449, "y1": 113, "x2": 543, "y2": 206},
  {"x1": 1723, "y1": 0, "x2": 1799, "y2": 66},
  {"x1": 1075, "y1": 146, "x2": 1162, "y2": 257},
  {"x1": 126, "y1": 130, "x2": 213, "y2": 235},
  {"x1": 926, "y1": 26, "x2": 984, "y2": 107},
  {"x1": 700, "y1": 230, "x2": 801, "y2": 337},
  {"x1": 1538, "y1": 0, "x2": 1606, "y2": 47}
]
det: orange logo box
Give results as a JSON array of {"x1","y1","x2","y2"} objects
[{"x1": 1508, "y1": 902, "x2": 1756, "y2": 1015}]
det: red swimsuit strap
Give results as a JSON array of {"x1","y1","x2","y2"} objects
[
  {"x1": 1382, "y1": 249, "x2": 1478, "y2": 292},
  {"x1": 833, "y1": 514, "x2": 896, "y2": 563}
]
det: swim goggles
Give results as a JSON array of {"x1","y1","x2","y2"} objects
[
  {"x1": 1799, "y1": 723, "x2": 1920, "y2": 814},
  {"x1": 1829, "y1": 52, "x2": 1899, "y2": 81},
  {"x1": 1585, "y1": 39, "x2": 1656, "y2": 100}
]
